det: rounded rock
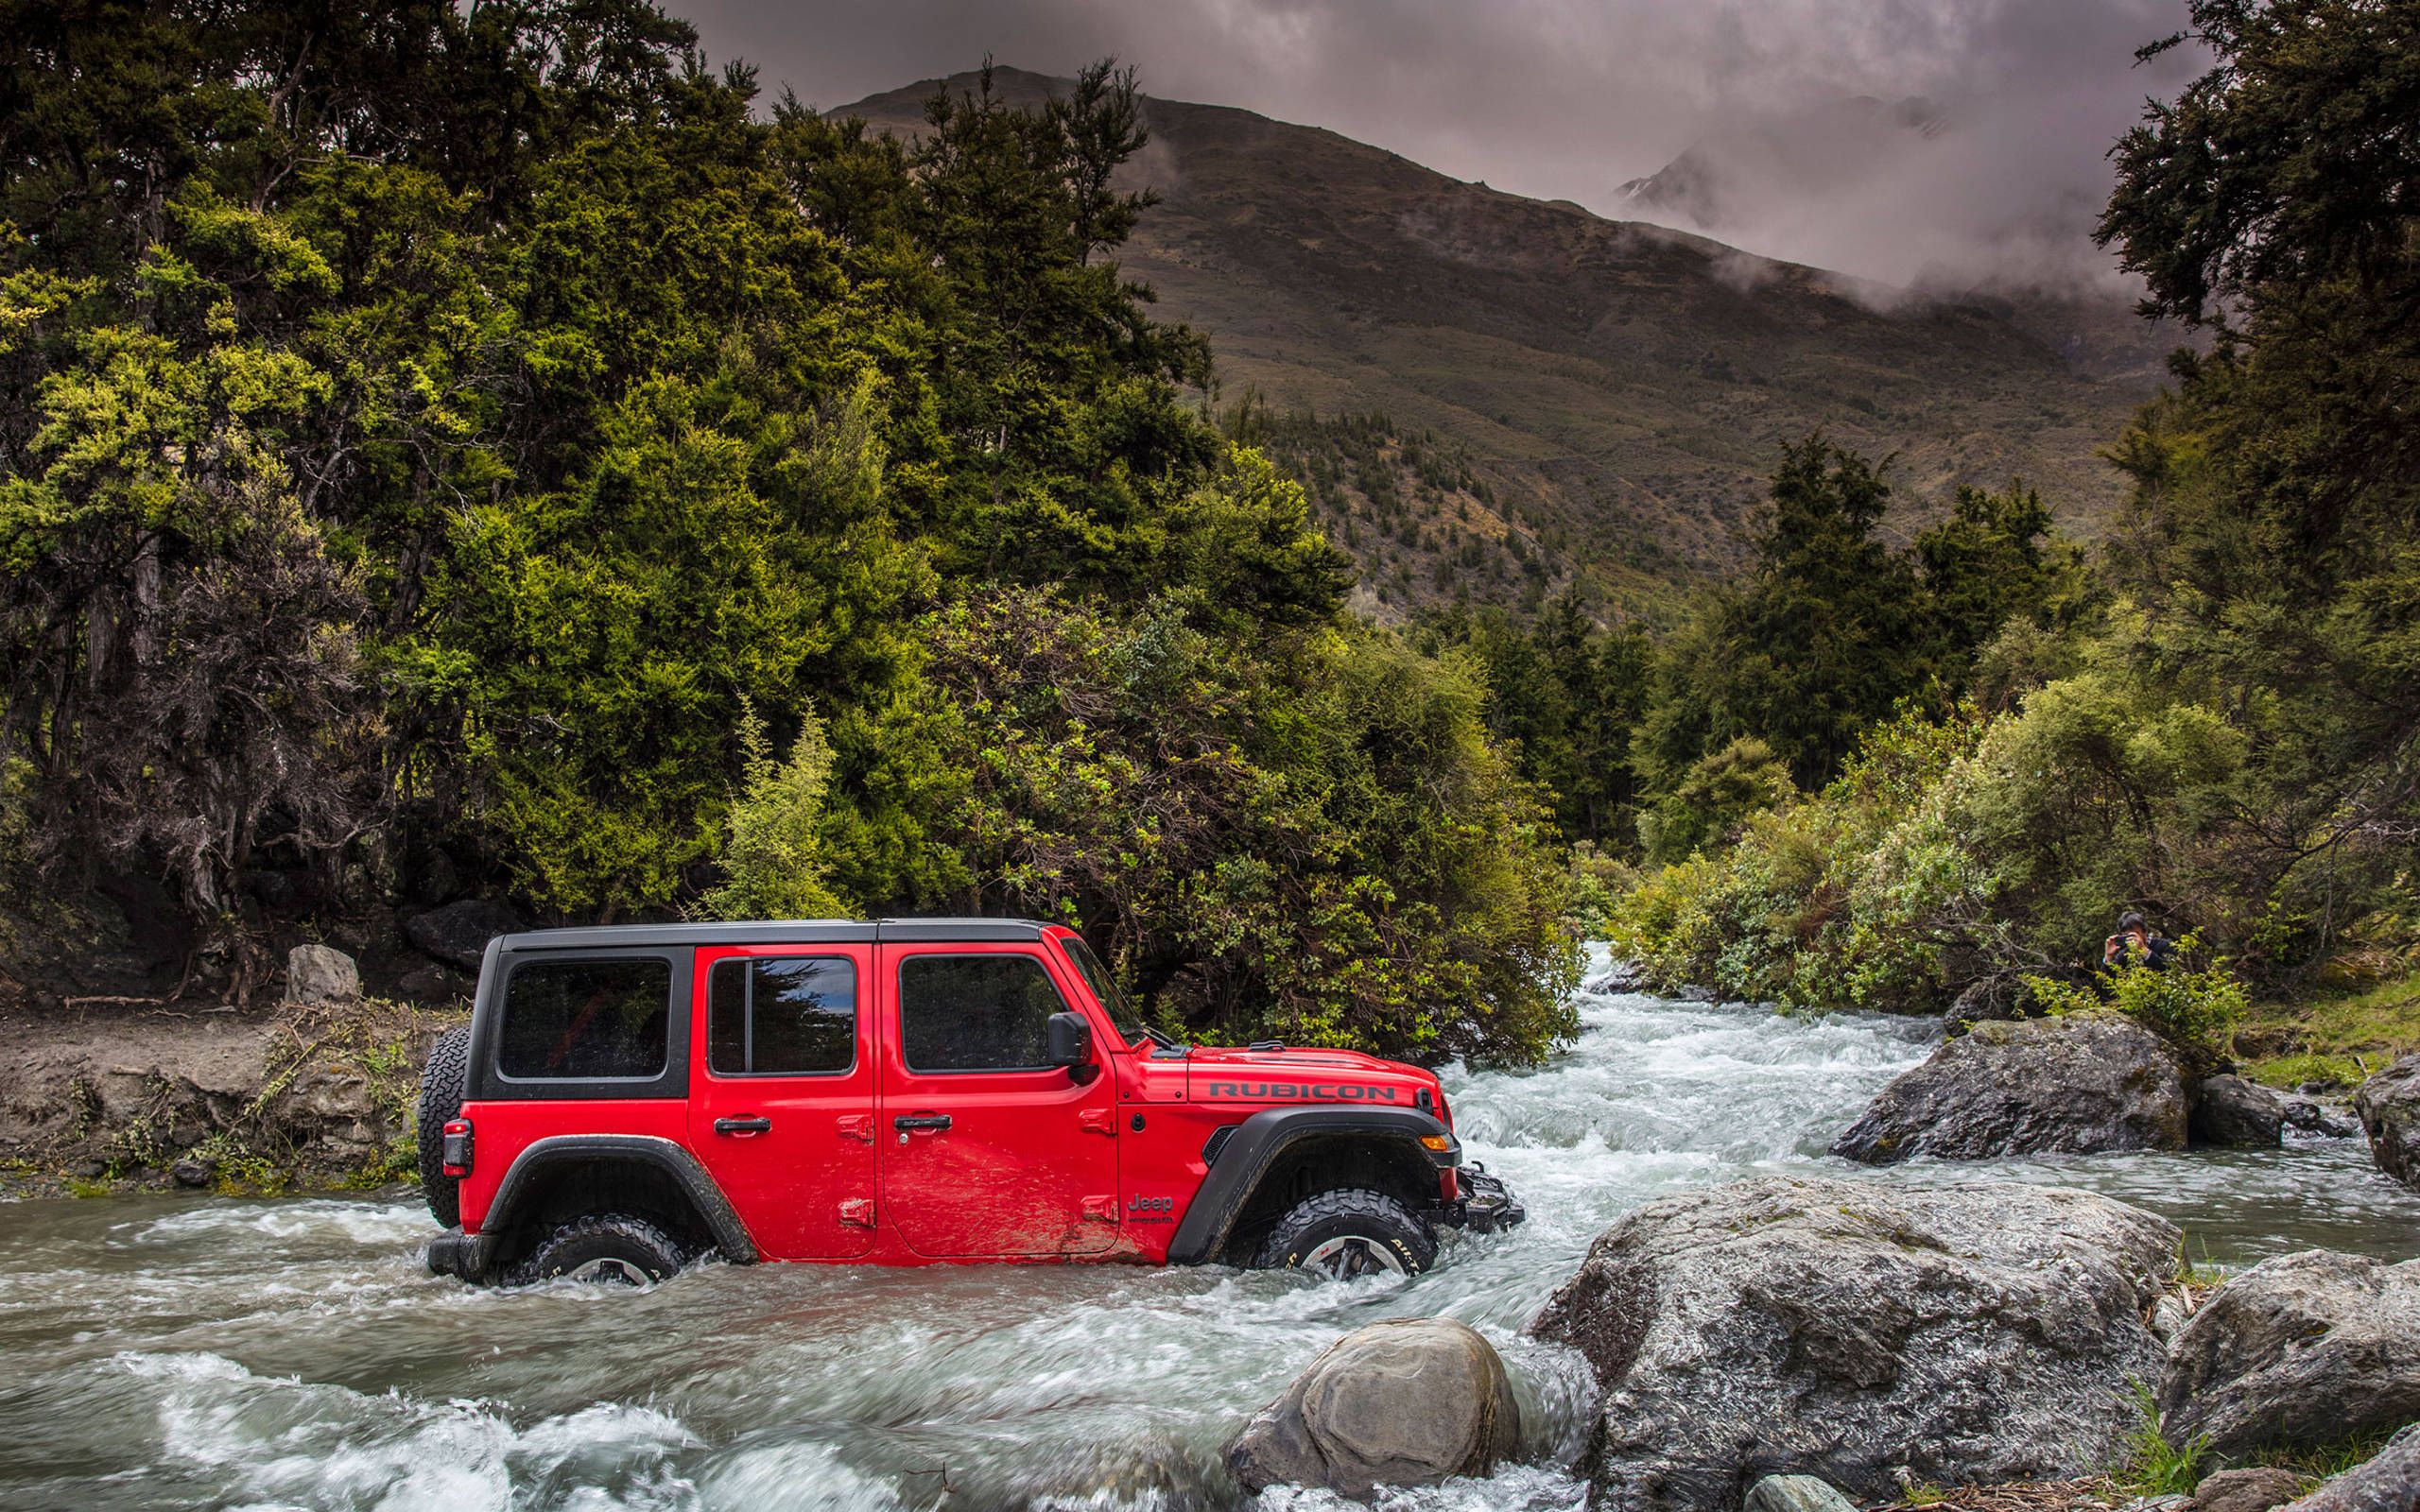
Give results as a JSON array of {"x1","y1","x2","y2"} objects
[{"x1": 1227, "y1": 1317, "x2": 1521, "y2": 1501}]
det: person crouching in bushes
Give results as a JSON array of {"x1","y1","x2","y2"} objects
[{"x1": 2101, "y1": 911, "x2": 2174, "y2": 972}]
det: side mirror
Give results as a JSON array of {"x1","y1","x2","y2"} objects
[{"x1": 1046, "y1": 1011, "x2": 1096, "y2": 1082}]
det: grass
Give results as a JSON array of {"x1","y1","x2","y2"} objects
[
  {"x1": 2116, "y1": 1383, "x2": 2208, "y2": 1498},
  {"x1": 2237, "y1": 970, "x2": 2420, "y2": 1090}
]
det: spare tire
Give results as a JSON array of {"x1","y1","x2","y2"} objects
[{"x1": 416, "y1": 1024, "x2": 472, "y2": 1226}]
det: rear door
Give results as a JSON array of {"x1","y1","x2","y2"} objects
[
  {"x1": 686, "y1": 944, "x2": 878, "y2": 1260},
  {"x1": 876, "y1": 943, "x2": 1119, "y2": 1258}
]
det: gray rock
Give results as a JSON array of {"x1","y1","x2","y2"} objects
[
  {"x1": 2354, "y1": 1055, "x2": 2420, "y2": 1190},
  {"x1": 2191, "y1": 1074, "x2": 2283, "y2": 1148},
  {"x1": 1529, "y1": 1176, "x2": 2180, "y2": 1512},
  {"x1": 2281, "y1": 1098, "x2": 2359, "y2": 1139},
  {"x1": 1227, "y1": 1317, "x2": 1520, "y2": 1500},
  {"x1": 1744, "y1": 1475, "x2": 1860, "y2": 1512},
  {"x1": 2191, "y1": 1467, "x2": 2305, "y2": 1512},
  {"x1": 403, "y1": 899, "x2": 519, "y2": 973},
  {"x1": 170, "y1": 1159, "x2": 211, "y2": 1188},
  {"x1": 1949, "y1": 973, "x2": 2022, "y2": 1023},
  {"x1": 2279, "y1": 1424, "x2": 2420, "y2": 1512},
  {"x1": 2149, "y1": 1293, "x2": 2193, "y2": 1344},
  {"x1": 283, "y1": 943, "x2": 361, "y2": 1005},
  {"x1": 1831, "y1": 1013, "x2": 2189, "y2": 1163},
  {"x1": 1589, "y1": 959, "x2": 1652, "y2": 995},
  {"x1": 2156, "y1": 1249, "x2": 2420, "y2": 1458}
]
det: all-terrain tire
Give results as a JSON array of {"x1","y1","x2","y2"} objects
[
  {"x1": 415, "y1": 1024, "x2": 472, "y2": 1227},
  {"x1": 514, "y1": 1214, "x2": 685, "y2": 1286},
  {"x1": 1251, "y1": 1188, "x2": 1437, "y2": 1278}
]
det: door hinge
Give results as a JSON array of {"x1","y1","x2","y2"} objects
[
  {"x1": 1077, "y1": 1108, "x2": 1116, "y2": 1136},
  {"x1": 838, "y1": 1198, "x2": 875, "y2": 1228},
  {"x1": 836, "y1": 1113, "x2": 874, "y2": 1143},
  {"x1": 1080, "y1": 1194, "x2": 1118, "y2": 1223}
]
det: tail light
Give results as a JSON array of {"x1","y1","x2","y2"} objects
[{"x1": 441, "y1": 1119, "x2": 474, "y2": 1177}]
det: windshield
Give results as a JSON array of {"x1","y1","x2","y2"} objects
[{"x1": 1061, "y1": 936, "x2": 1149, "y2": 1046}]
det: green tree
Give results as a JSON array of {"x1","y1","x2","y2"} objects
[{"x1": 697, "y1": 699, "x2": 849, "y2": 922}]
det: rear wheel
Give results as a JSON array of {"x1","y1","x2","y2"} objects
[
  {"x1": 1252, "y1": 1188, "x2": 1436, "y2": 1278},
  {"x1": 415, "y1": 1025, "x2": 472, "y2": 1227},
  {"x1": 515, "y1": 1214, "x2": 684, "y2": 1286}
]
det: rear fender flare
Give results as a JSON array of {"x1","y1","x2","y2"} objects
[
  {"x1": 1166, "y1": 1107, "x2": 1458, "y2": 1265},
  {"x1": 476, "y1": 1134, "x2": 758, "y2": 1266}
]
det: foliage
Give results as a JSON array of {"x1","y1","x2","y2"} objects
[
  {"x1": 1609, "y1": 671, "x2": 2262, "y2": 1011},
  {"x1": 0, "y1": 9, "x2": 1573, "y2": 1057},
  {"x1": 2236, "y1": 970, "x2": 2420, "y2": 1090},
  {"x1": 2025, "y1": 940, "x2": 2248, "y2": 1072},
  {"x1": 695, "y1": 700, "x2": 848, "y2": 923},
  {"x1": 2116, "y1": 1381, "x2": 2209, "y2": 1498},
  {"x1": 1417, "y1": 591, "x2": 1652, "y2": 846},
  {"x1": 1640, "y1": 737, "x2": 1797, "y2": 866},
  {"x1": 919, "y1": 588, "x2": 1581, "y2": 1062}
]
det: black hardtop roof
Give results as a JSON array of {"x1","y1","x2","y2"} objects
[{"x1": 493, "y1": 918, "x2": 1057, "y2": 953}]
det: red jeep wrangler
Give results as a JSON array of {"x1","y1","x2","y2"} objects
[{"x1": 417, "y1": 919, "x2": 1521, "y2": 1284}]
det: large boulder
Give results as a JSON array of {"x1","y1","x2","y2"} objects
[
  {"x1": 403, "y1": 899, "x2": 520, "y2": 973},
  {"x1": 2191, "y1": 1074, "x2": 2284, "y2": 1148},
  {"x1": 2156, "y1": 1249, "x2": 2420, "y2": 1458},
  {"x1": 1529, "y1": 1176, "x2": 2179, "y2": 1512},
  {"x1": 1831, "y1": 1013, "x2": 2188, "y2": 1162},
  {"x1": 283, "y1": 943, "x2": 360, "y2": 1005},
  {"x1": 2354, "y1": 1055, "x2": 2420, "y2": 1189},
  {"x1": 1226, "y1": 1317, "x2": 1520, "y2": 1501},
  {"x1": 2279, "y1": 1424, "x2": 2420, "y2": 1512}
]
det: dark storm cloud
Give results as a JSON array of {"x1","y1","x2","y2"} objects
[{"x1": 678, "y1": 0, "x2": 2202, "y2": 290}]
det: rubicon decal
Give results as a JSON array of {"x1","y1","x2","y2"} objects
[{"x1": 1203, "y1": 1081, "x2": 1400, "y2": 1103}]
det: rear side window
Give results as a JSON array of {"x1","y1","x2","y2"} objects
[
  {"x1": 709, "y1": 956, "x2": 857, "y2": 1074},
  {"x1": 496, "y1": 957, "x2": 671, "y2": 1080},
  {"x1": 899, "y1": 954, "x2": 1067, "y2": 1072}
]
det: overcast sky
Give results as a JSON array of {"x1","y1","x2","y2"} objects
[{"x1": 676, "y1": 0, "x2": 2204, "y2": 291}]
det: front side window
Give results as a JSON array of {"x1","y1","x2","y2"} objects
[
  {"x1": 708, "y1": 956, "x2": 857, "y2": 1074},
  {"x1": 496, "y1": 957, "x2": 671, "y2": 1080},
  {"x1": 899, "y1": 954, "x2": 1068, "y2": 1072}
]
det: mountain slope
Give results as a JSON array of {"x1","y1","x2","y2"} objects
[{"x1": 839, "y1": 69, "x2": 2160, "y2": 619}]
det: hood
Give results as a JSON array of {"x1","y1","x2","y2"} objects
[{"x1": 1184, "y1": 1044, "x2": 1449, "y2": 1123}]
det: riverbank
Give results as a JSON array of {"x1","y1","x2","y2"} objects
[
  {"x1": 0, "y1": 992, "x2": 459, "y2": 1198},
  {"x1": 2238, "y1": 972, "x2": 2420, "y2": 1092}
]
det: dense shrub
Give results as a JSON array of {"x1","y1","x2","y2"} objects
[{"x1": 2026, "y1": 946, "x2": 2247, "y2": 1073}]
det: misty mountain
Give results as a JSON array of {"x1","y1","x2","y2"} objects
[
  {"x1": 1618, "y1": 94, "x2": 1949, "y2": 232},
  {"x1": 838, "y1": 69, "x2": 2168, "y2": 618}
]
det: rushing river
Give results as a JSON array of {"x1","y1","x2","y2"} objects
[{"x1": 5, "y1": 949, "x2": 2416, "y2": 1512}]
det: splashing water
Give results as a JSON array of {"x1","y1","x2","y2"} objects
[{"x1": 3, "y1": 948, "x2": 2411, "y2": 1510}]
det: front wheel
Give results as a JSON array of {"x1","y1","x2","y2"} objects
[
  {"x1": 514, "y1": 1214, "x2": 685, "y2": 1286},
  {"x1": 1252, "y1": 1189, "x2": 1437, "y2": 1278}
]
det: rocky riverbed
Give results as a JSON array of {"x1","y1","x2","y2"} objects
[{"x1": 1, "y1": 950, "x2": 2415, "y2": 1509}]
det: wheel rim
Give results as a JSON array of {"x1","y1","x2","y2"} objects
[
  {"x1": 561, "y1": 1255, "x2": 651, "y2": 1285},
  {"x1": 1301, "y1": 1234, "x2": 1406, "y2": 1279}
]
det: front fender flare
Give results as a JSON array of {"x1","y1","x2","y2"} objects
[{"x1": 1165, "y1": 1107, "x2": 1458, "y2": 1265}]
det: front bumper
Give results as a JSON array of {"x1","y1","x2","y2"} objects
[{"x1": 1444, "y1": 1162, "x2": 1525, "y2": 1234}]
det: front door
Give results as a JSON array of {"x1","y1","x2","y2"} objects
[
  {"x1": 687, "y1": 944, "x2": 878, "y2": 1260},
  {"x1": 876, "y1": 944, "x2": 1119, "y2": 1258}
]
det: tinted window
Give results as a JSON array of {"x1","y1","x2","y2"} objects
[
  {"x1": 709, "y1": 956, "x2": 856, "y2": 1074},
  {"x1": 900, "y1": 954, "x2": 1066, "y2": 1072},
  {"x1": 497, "y1": 958, "x2": 670, "y2": 1080}
]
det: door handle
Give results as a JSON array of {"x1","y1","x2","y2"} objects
[
  {"x1": 893, "y1": 1114, "x2": 952, "y2": 1132},
  {"x1": 713, "y1": 1115, "x2": 772, "y2": 1135}
]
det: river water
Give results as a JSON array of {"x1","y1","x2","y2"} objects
[{"x1": 5, "y1": 949, "x2": 2415, "y2": 1512}]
